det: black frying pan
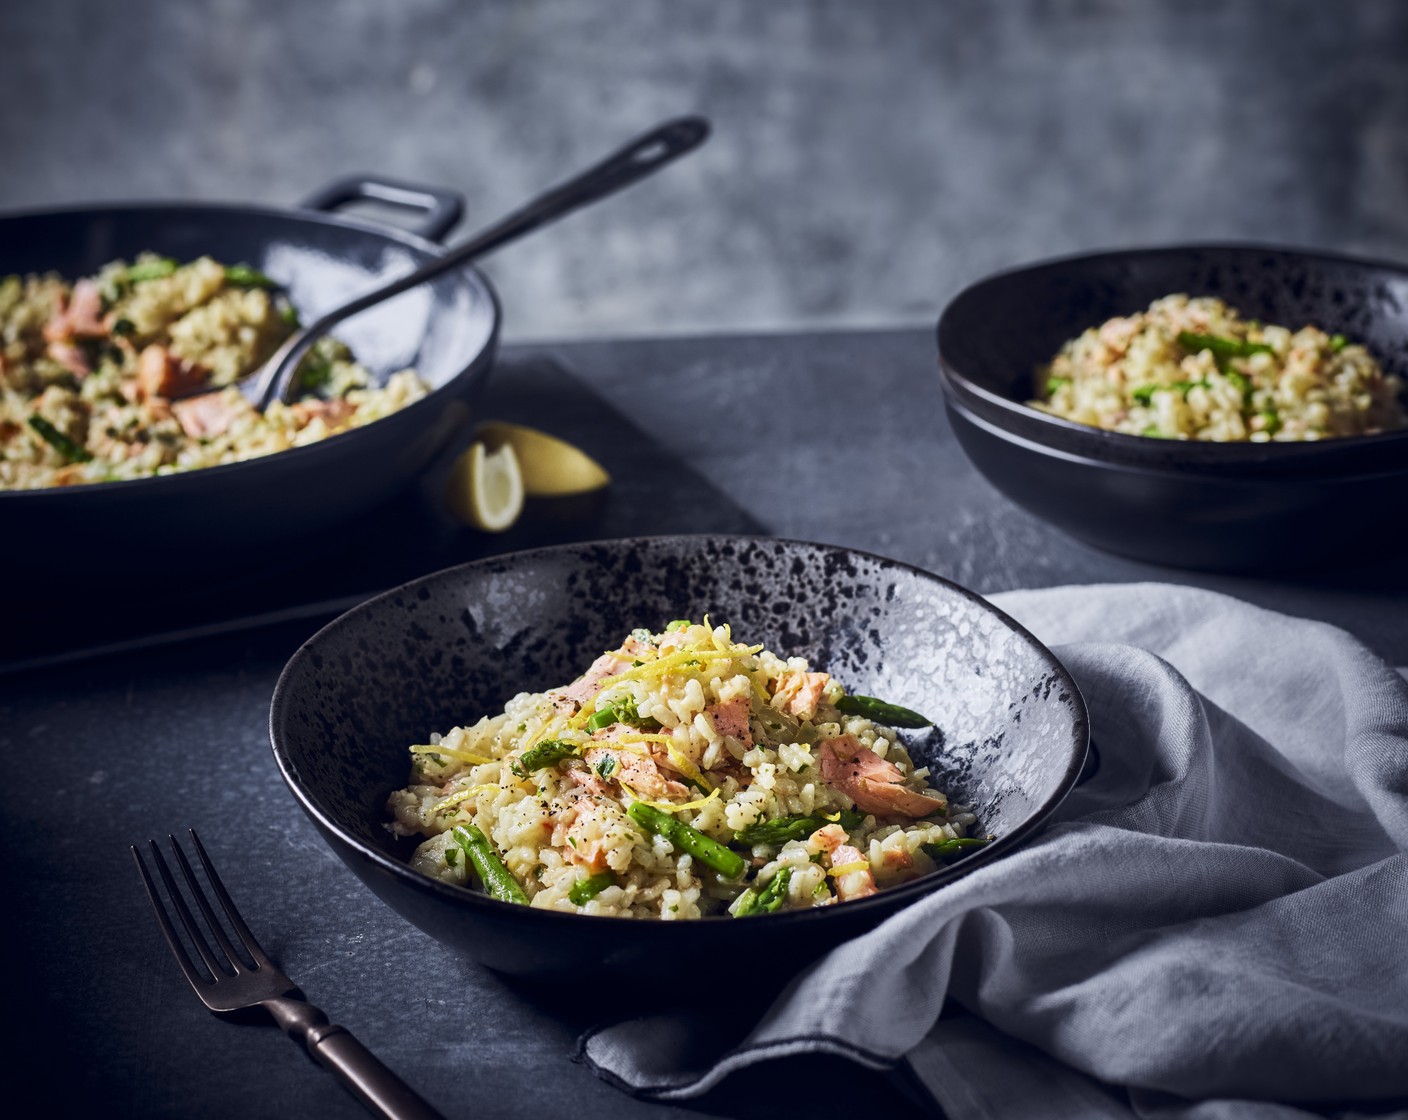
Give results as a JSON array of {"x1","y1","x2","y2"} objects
[{"x1": 0, "y1": 174, "x2": 499, "y2": 579}]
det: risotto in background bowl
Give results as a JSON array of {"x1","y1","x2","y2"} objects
[
  {"x1": 937, "y1": 244, "x2": 1408, "y2": 572},
  {"x1": 269, "y1": 536, "x2": 1088, "y2": 979}
]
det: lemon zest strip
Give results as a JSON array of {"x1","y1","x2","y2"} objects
[
  {"x1": 432, "y1": 784, "x2": 502, "y2": 813},
  {"x1": 410, "y1": 744, "x2": 497, "y2": 767},
  {"x1": 828, "y1": 860, "x2": 871, "y2": 878},
  {"x1": 622, "y1": 786, "x2": 721, "y2": 814}
]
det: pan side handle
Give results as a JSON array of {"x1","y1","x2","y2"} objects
[{"x1": 298, "y1": 175, "x2": 464, "y2": 242}]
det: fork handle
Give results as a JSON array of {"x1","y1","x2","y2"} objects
[{"x1": 268, "y1": 998, "x2": 448, "y2": 1120}]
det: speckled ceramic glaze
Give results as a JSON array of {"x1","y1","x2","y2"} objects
[
  {"x1": 938, "y1": 244, "x2": 1408, "y2": 571},
  {"x1": 270, "y1": 536, "x2": 1088, "y2": 979}
]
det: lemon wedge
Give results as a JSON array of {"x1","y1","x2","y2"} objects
[
  {"x1": 475, "y1": 421, "x2": 611, "y2": 497},
  {"x1": 444, "y1": 440, "x2": 524, "y2": 531}
]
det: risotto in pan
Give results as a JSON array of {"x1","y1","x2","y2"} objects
[{"x1": 0, "y1": 253, "x2": 426, "y2": 489}]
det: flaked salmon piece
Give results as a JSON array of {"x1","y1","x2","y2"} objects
[
  {"x1": 555, "y1": 652, "x2": 633, "y2": 709},
  {"x1": 773, "y1": 671, "x2": 829, "y2": 719},
  {"x1": 43, "y1": 279, "x2": 107, "y2": 342},
  {"x1": 829, "y1": 842, "x2": 877, "y2": 900},
  {"x1": 809, "y1": 822, "x2": 849, "y2": 854},
  {"x1": 136, "y1": 344, "x2": 208, "y2": 400},
  {"x1": 563, "y1": 763, "x2": 612, "y2": 798},
  {"x1": 582, "y1": 743, "x2": 689, "y2": 803},
  {"x1": 172, "y1": 393, "x2": 243, "y2": 439},
  {"x1": 552, "y1": 798, "x2": 613, "y2": 873},
  {"x1": 621, "y1": 634, "x2": 653, "y2": 658},
  {"x1": 705, "y1": 695, "x2": 752, "y2": 747},
  {"x1": 818, "y1": 734, "x2": 947, "y2": 819},
  {"x1": 288, "y1": 397, "x2": 356, "y2": 428},
  {"x1": 46, "y1": 340, "x2": 91, "y2": 378}
]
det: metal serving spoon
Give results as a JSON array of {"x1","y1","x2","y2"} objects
[{"x1": 190, "y1": 116, "x2": 709, "y2": 410}]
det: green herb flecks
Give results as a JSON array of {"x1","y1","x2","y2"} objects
[
  {"x1": 1045, "y1": 375, "x2": 1071, "y2": 396},
  {"x1": 1133, "y1": 378, "x2": 1211, "y2": 406},
  {"x1": 627, "y1": 801, "x2": 746, "y2": 880},
  {"x1": 595, "y1": 755, "x2": 618, "y2": 779},
  {"x1": 835, "y1": 694, "x2": 932, "y2": 728},
  {"x1": 28, "y1": 416, "x2": 92, "y2": 463},
  {"x1": 1329, "y1": 333, "x2": 1349, "y2": 353},
  {"x1": 451, "y1": 824, "x2": 529, "y2": 904},
  {"x1": 665, "y1": 619, "x2": 692, "y2": 632}
]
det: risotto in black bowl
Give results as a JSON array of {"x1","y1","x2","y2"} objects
[
  {"x1": 937, "y1": 244, "x2": 1408, "y2": 572},
  {"x1": 270, "y1": 536, "x2": 1088, "y2": 980}
]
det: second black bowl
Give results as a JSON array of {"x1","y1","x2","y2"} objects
[{"x1": 937, "y1": 244, "x2": 1408, "y2": 571}]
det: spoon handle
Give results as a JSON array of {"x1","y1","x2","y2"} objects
[{"x1": 253, "y1": 116, "x2": 710, "y2": 409}]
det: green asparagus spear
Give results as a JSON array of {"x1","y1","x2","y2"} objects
[
  {"x1": 586, "y1": 696, "x2": 641, "y2": 733},
  {"x1": 223, "y1": 263, "x2": 276, "y2": 289},
  {"x1": 451, "y1": 824, "x2": 529, "y2": 904},
  {"x1": 1224, "y1": 369, "x2": 1253, "y2": 403},
  {"x1": 627, "y1": 801, "x2": 746, "y2": 880},
  {"x1": 923, "y1": 837, "x2": 991, "y2": 863},
  {"x1": 1176, "y1": 331, "x2": 1273, "y2": 360},
  {"x1": 511, "y1": 739, "x2": 579, "y2": 776},
  {"x1": 734, "y1": 810, "x2": 866, "y2": 847},
  {"x1": 835, "y1": 694, "x2": 932, "y2": 728},
  {"x1": 28, "y1": 416, "x2": 92, "y2": 463},
  {"x1": 736, "y1": 866, "x2": 795, "y2": 917},
  {"x1": 126, "y1": 257, "x2": 179, "y2": 282},
  {"x1": 568, "y1": 871, "x2": 617, "y2": 906}
]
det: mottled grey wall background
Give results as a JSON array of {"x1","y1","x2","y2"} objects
[{"x1": 2, "y1": 0, "x2": 1406, "y2": 342}]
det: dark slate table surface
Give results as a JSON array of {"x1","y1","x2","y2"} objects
[{"x1": 2, "y1": 329, "x2": 1403, "y2": 1120}]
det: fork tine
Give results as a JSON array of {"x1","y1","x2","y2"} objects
[
  {"x1": 166, "y1": 831, "x2": 255, "y2": 976},
  {"x1": 146, "y1": 836, "x2": 232, "y2": 980},
  {"x1": 186, "y1": 828, "x2": 275, "y2": 970},
  {"x1": 131, "y1": 843, "x2": 212, "y2": 992}
]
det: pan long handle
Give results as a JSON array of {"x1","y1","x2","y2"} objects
[
  {"x1": 298, "y1": 175, "x2": 465, "y2": 243},
  {"x1": 254, "y1": 116, "x2": 711, "y2": 410}
]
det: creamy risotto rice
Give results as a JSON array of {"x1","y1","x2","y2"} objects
[
  {"x1": 1031, "y1": 294, "x2": 1407, "y2": 441},
  {"x1": 0, "y1": 253, "x2": 427, "y2": 489},
  {"x1": 387, "y1": 619, "x2": 988, "y2": 919}
]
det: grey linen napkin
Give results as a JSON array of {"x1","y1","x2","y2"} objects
[{"x1": 576, "y1": 583, "x2": 1408, "y2": 1118}]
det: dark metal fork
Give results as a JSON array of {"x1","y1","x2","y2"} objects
[{"x1": 133, "y1": 830, "x2": 447, "y2": 1120}]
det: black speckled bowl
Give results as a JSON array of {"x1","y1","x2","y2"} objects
[
  {"x1": 937, "y1": 244, "x2": 1408, "y2": 572},
  {"x1": 270, "y1": 536, "x2": 1088, "y2": 979}
]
